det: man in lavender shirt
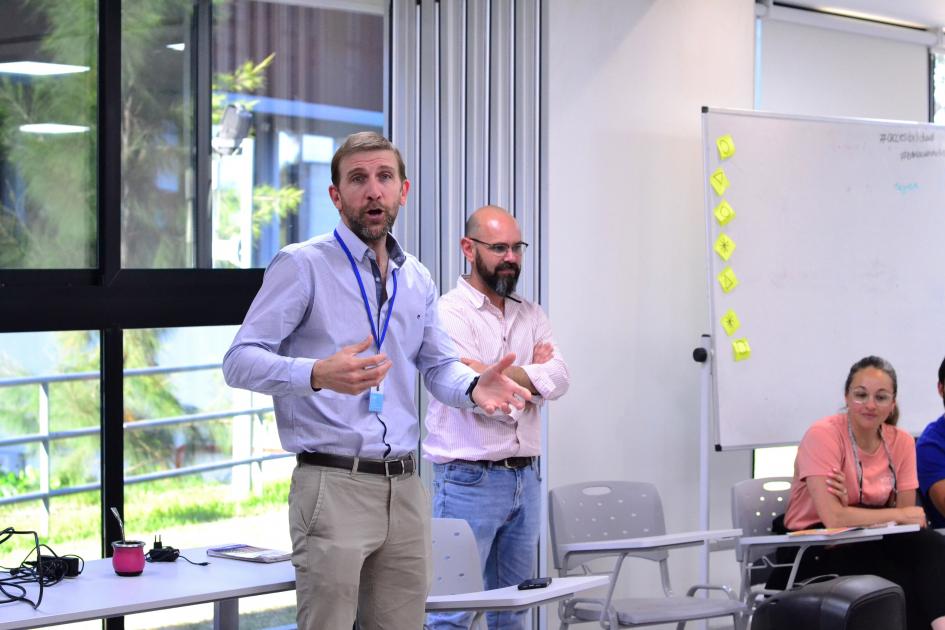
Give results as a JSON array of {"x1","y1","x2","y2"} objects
[
  {"x1": 223, "y1": 135, "x2": 530, "y2": 630},
  {"x1": 423, "y1": 206, "x2": 570, "y2": 630}
]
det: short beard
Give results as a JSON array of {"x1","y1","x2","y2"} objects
[
  {"x1": 475, "y1": 251, "x2": 520, "y2": 297},
  {"x1": 346, "y1": 211, "x2": 395, "y2": 244}
]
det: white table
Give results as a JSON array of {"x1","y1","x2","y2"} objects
[
  {"x1": 558, "y1": 528, "x2": 743, "y2": 557},
  {"x1": 736, "y1": 523, "x2": 920, "y2": 600},
  {"x1": 426, "y1": 575, "x2": 610, "y2": 626},
  {"x1": 0, "y1": 547, "x2": 294, "y2": 629},
  {"x1": 738, "y1": 523, "x2": 919, "y2": 548},
  {"x1": 0, "y1": 547, "x2": 609, "y2": 629}
]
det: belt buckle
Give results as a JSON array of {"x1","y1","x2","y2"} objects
[
  {"x1": 384, "y1": 459, "x2": 404, "y2": 478},
  {"x1": 500, "y1": 458, "x2": 516, "y2": 469}
]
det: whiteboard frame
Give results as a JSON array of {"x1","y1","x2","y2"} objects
[{"x1": 701, "y1": 106, "x2": 945, "y2": 450}]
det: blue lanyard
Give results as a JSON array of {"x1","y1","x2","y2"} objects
[{"x1": 334, "y1": 229, "x2": 398, "y2": 351}]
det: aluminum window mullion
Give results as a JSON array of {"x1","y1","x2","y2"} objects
[
  {"x1": 489, "y1": 0, "x2": 514, "y2": 210},
  {"x1": 99, "y1": 0, "x2": 121, "y2": 285},
  {"x1": 514, "y1": 0, "x2": 540, "y2": 303},
  {"x1": 390, "y1": 0, "x2": 421, "y2": 254},
  {"x1": 466, "y1": 0, "x2": 490, "y2": 214},
  {"x1": 417, "y1": 0, "x2": 438, "y2": 266},
  {"x1": 194, "y1": 0, "x2": 212, "y2": 269},
  {"x1": 439, "y1": 0, "x2": 467, "y2": 290}
]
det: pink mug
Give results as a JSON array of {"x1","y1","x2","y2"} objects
[{"x1": 112, "y1": 540, "x2": 146, "y2": 576}]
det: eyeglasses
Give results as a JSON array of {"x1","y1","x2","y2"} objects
[
  {"x1": 849, "y1": 388, "x2": 895, "y2": 407},
  {"x1": 467, "y1": 237, "x2": 529, "y2": 256}
]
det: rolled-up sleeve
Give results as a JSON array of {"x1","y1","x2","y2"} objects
[
  {"x1": 519, "y1": 307, "x2": 570, "y2": 400},
  {"x1": 222, "y1": 251, "x2": 318, "y2": 397},
  {"x1": 416, "y1": 277, "x2": 477, "y2": 408}
]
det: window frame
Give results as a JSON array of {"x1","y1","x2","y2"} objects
[{"x1": 0, "y1": 0, "x2": 282, "y2": 584}]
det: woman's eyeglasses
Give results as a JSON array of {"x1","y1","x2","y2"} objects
[{"x1": 849, "y1": 389, "x2": 894, "y2": 407}]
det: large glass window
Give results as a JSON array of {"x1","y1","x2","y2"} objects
[
  {"x1": 0, "y1": 1, "x2": 391, "y2": 625},
  {"x1": 0, "y1": 1, "x2": 98, "y2": 269},
  {"x1": 0, "y1": 331, "x2": 102, "y2": 568},
  {"x1": 117, "y1": 0, "x2": 387, "y2": 270},
  {"x1": 934, "y1": 51, "x2": 945, "y2": 123},
  {"x1": 210, "y1": 0, "x2": 386, "y2": 269},
  {"x1": 121, "y1": 1, "x2": 196, "y2": 268},
  {"x1": 122, "y1": 325, "x2": 294, "y2": 629}
]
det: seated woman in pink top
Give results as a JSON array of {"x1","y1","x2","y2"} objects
[{"x1": 779, "y1": 355, "x2": 945, "y2": 630}]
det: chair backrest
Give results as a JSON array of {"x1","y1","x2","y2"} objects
[
  {"x1": 548, "y1": 481, "x2": 667, "y2": 572},
  {"x1": 731, "y1": 477, "x2": 793, "y2": 563},
  {"x1": 429, "y1": 517, "x2": 484, "y2": 596}
]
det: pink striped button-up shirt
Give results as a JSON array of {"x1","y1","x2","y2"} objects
[{"x1": 422, "y1": 276, "x2": 570, "y2": 463}]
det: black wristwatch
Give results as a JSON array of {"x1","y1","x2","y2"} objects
[{"x1": 465, "y1": 376, "x2": 480, "y2": 403}]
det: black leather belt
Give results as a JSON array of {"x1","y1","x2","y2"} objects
[
  {"x1": 297, "y1": 452, "x2": 415, "y2": 477},
  {"x1": 462, "y1": 456, "x2": 535, "y2": 470}
]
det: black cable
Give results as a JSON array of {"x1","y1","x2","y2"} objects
[
  {"x1": 146, "y1": 545, "x2": 209, "y2": 566},
  {"x1": 0, "y1": 528, "x2": 45, "y2": 608},
  {"x1": 0, "y1": 528, "x2": 86, "y2": 610}
]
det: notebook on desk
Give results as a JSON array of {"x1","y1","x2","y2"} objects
[
  {"x1": 206, "y1": 544, "x2": 291, "y2": 563},
  {"x1": 787, "y1": 527, "x2": 859, "y2": 537}
]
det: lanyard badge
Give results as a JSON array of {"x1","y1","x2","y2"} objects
[
  {"x1": 335, "y1": 229, "x2": 397, "y2": 413},
  {"x1": 369, "y1": 380, "x2": 385, "y2": 413}
]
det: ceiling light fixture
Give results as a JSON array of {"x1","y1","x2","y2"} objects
[
  {"x1": 0, "y1": 61, "x2": 90, "y2": 76},
  {"x1": 19, "y1": 123, "x2": 90, "y2": 134}
]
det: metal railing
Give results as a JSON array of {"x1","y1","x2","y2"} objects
[{"x1": 0, "y1": 363, "x2": 291, "y2": 530}]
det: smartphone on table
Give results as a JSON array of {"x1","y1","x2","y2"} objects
[{"x1": 517, "y1": 577, "x2": 552, "y2": 590}]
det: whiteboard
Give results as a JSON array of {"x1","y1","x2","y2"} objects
[{"x1": 702, "y1": 108, "x2": 945, "y2": 450}]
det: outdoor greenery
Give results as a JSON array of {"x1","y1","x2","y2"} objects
[
  {"x1": 0, "y1": 0, "x2": 303, "y2": 270},
  {"x1": 0, "y1": 476, "x2": 290, "y2": 562},
  {"x1": 0, "y1": 1, "x2": 97, "y2": 268},
  {"x1": 0, "y1": 0, "x2": 301, "y2": 498}
]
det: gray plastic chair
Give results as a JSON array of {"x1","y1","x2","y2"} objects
[
  {"x1": 549, "y1": 481, "x2": 747, "y2": 630},
  {"x1": 428, "y1": 517, "x2": 487, "y2": 630},
  {"x1": 730, "y1": 477, "x2": 793, "y2": 604}
]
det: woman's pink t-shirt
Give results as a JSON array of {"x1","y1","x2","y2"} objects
[{"x1": 784, "y1": 413, "x2": 918, "y2": 530}]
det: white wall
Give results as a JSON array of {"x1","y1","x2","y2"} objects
[
  {"x1": 545, "y1": 0, "x2": 756, "y2": 602},
  {"x1": 759, "y1": 19, "x2": 929, "y2": 120}
]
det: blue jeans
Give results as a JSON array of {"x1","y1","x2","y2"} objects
[{"x1": 426, "y1": 460, "x2": 541, "y2": 630}]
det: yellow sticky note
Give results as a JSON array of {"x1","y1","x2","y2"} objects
[
  {"x1": 713, "y1": 200, "x2": 735, "y2": 226},
  {"x1": 714, "y1": 233, "x2": 736, "y2": 261},
  {"x1": 716, "y1": 134, "x2": 736, "y2": 160},
  {"x1": 721, "y1": 309, "x2": 741, "y2": 336},
  {"x1": 732, "y1": 338, "x2": 751, "y2": 361},
  {"x1": 710, "y1": 167, "x2": 730, "y2": 196},
  {"x1": 717, "y1": 266, "x2": 739, "y2": 293}
]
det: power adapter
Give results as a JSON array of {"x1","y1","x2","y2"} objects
[
  {"x1": 146, "y1": 535, "x2": 209, "y2": 566},
  {"x1": 21, "y1": 555, "x2": 81, "y2": 579},
  {"x1": 47, "y1": 555, "x2": 81, "y2": 577}
]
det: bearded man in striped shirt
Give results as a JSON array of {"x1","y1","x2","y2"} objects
[{"x1": 423, "y1": 205, "x2": 571, "y2": 630}]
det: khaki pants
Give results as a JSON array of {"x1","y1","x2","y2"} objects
[{"x1": 288, "y1": 462, "x2": 432, "y2": 630}]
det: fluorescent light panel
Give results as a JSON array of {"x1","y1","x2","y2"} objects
[
  {"x1": 166, "y1": 43, "x2": 186, "y2": 51},
  {"x1": 816, "y1": 6, "x2": 927, "y2": 29},
  {"x1": 19, "y1": 123, "x2": 90, "y2": 134},
  {"x1": 0, "y1": 61, "x2": 90, "y2": 76}
]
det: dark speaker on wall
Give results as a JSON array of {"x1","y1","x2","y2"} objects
[{"x1": 751, "y1": 575, "x2": 905, "y2": 630}]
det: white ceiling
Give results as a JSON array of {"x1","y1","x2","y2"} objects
[{"x1": 786, "y1": 1, "x2": 945, "y2": 30}]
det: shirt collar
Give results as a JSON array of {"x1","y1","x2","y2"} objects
[
  {"x1": 456, "y1": 275, "x2": 520, "y2": 310},
  {"x1": 334, "y1": 220, "x2": 406, "y2": 267}
]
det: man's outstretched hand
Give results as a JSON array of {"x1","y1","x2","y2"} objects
[{"x1": 471, "y1": 353, "x2": 532, "y2": 414}]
